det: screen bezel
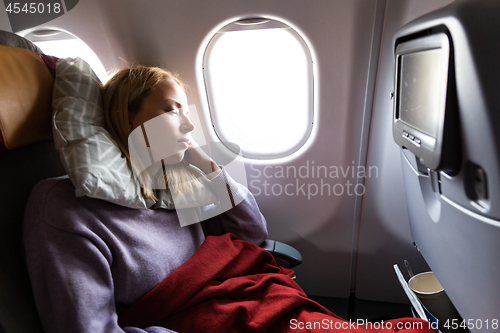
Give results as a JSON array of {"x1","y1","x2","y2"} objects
[{"x1": 393, "y1": 33, "x2": 450, "y2": 171}]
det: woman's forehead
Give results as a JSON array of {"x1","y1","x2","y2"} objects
[{"x1": 149, "y1": 80, "x2": 187, "y2": 105}]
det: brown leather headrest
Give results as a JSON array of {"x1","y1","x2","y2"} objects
[{"x1": 0, "y1": 44, "x2": 54, "y2": 151}]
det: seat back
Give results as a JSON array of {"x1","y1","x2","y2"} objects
[{"x1": 0, "y1": 31, "x2": 66, "y2": 333}]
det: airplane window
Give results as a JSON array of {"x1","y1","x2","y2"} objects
[
  {"x1": 23, "y1": 29, "x2": 108, "y2": 83},
  {"x1": 203, "y1": 18, "x2": 314, "y2": 160}
]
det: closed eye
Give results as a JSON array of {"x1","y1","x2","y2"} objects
[{"x1": 164, "y1": 99, "x2": 183, "y2": 111}]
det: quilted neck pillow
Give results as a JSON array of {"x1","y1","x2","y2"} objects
[{"x1": 52, "y1": 57, "x2": 216, "y2": 209}]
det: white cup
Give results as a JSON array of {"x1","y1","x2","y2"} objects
[{"x1": 409, "y1": 272, "x2": 464, "y2": 333}]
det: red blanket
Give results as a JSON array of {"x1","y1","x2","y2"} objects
[{"x1": 118, "y1": 233, "x2": 434, "y2": 333}]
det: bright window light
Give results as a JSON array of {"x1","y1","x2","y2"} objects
[
  {"x1": 203, "y1": 18, "x2": 314, "y2": 160},
  {"x1": 24, "y1": 30, "x2": 108, "y2": 83}
]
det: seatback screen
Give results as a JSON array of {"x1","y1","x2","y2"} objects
[{"x1": 398, "y1": 48, "x2": 444, "y2": 139}]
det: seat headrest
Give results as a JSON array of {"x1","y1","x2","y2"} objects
[
  {"x1": 0, "y1": 30, "x2": 43, "y2": 54},
  {"x1": 0, "y1": 45, "x2": 54, "y2": 153}
]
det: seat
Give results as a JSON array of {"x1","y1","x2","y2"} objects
[
  {"x1": 0, "y1": 31, "x2": 67, "y2": 333},
  {"x1": 0, "y1": 31, "x2": 301, "y2": 333}
]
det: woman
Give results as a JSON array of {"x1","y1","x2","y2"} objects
[{"x1": 23, "y1": 65, "x2": 268, "y2": 333}]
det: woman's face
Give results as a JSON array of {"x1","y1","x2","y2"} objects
[{"x1": 129, "y1": 79, "x2": 195, "y2": 164}]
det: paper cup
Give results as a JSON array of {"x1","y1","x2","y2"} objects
[{"x1": 409, "y1": 272, "x2": 464, "y2": 333}]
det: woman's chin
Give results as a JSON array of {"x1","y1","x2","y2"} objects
[{"x1": 162, "y1": 152, "x2": 185, "y2": 165}]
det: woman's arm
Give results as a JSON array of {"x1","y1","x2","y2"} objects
[
  {"x1": 200, "y1": 168, "x2": 268, "y2": 245},
  {"x1": 182, "y1": 140, "x2": 268, "y2": 244}
]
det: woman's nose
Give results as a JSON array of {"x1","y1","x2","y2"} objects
[{"x1": 181, "y1": 114, "x2": 195, "y2": 133}]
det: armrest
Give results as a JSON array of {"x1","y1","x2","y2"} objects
[{"x1": 260, "y1": 239, "x2": 303, "y2": 268}]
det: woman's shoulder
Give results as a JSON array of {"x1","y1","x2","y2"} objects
[
  {"x1": 27, "y1": 175, "x2": 90, "y2": 213},
  {"x1": 30, "y1": 175, "x2": 74, "y2": 199},
  {"x1": 25, "y1": 176, "x2": 127, "y2": 232},
  {"x1": 26, "y1": 175, "x2": 76, "y2": 215}
]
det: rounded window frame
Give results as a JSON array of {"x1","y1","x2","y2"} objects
[{"x1": 202, "y1": 17, "x2": 315, "y2": 160}]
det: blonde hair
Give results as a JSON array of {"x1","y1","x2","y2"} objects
[{"x1": 103, "y1": 65, "x2": 203, "y2": 201}]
